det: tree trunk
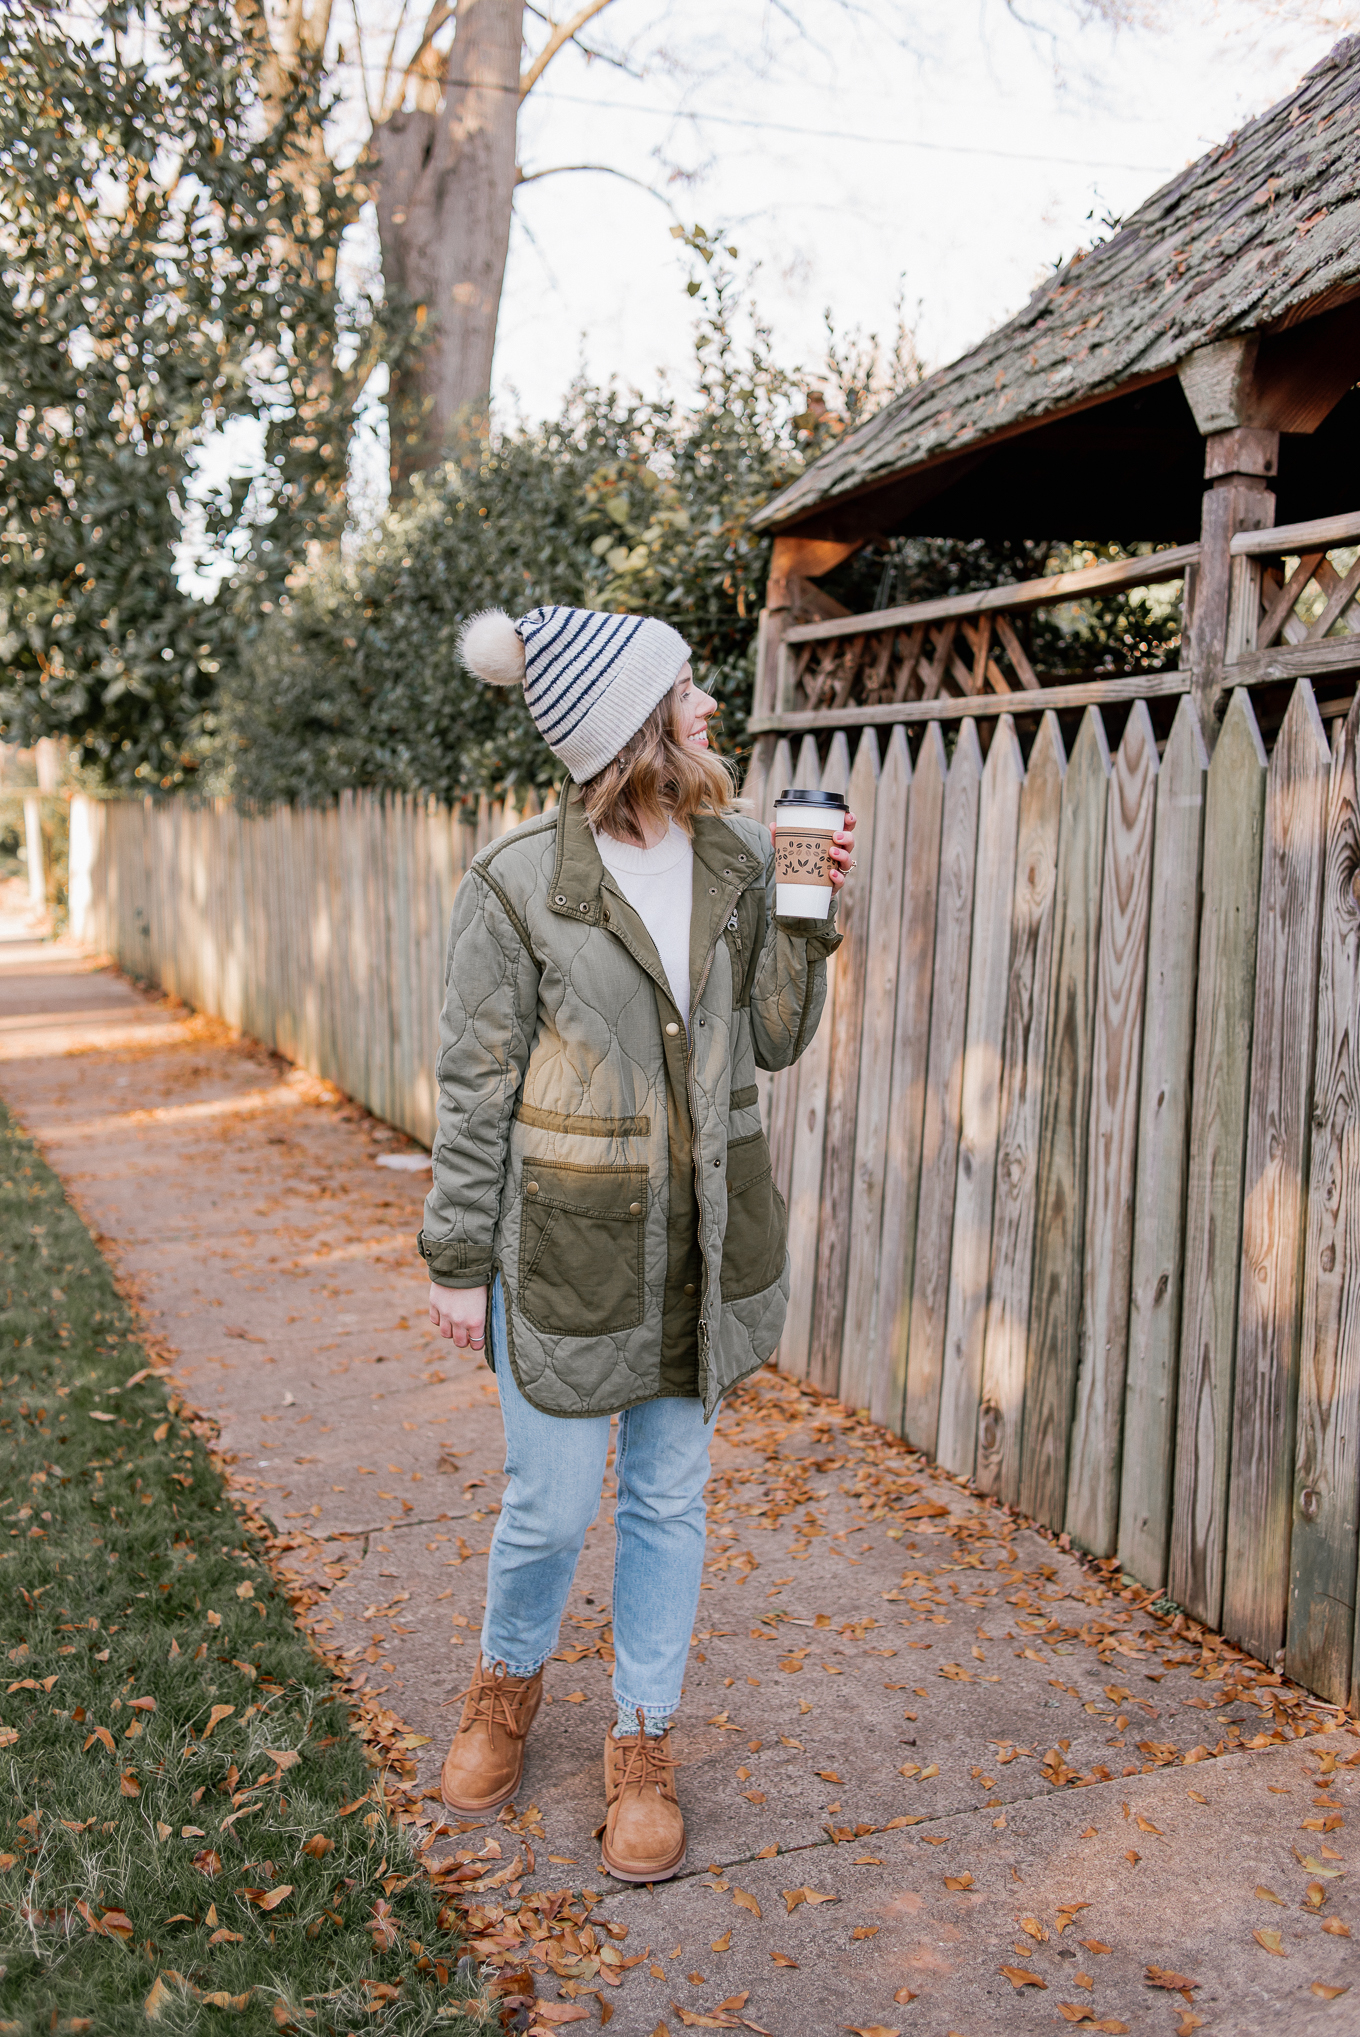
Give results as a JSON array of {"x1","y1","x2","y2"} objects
[{"x1": 369, "y1": 0, "x2": 524, "y2": 489}]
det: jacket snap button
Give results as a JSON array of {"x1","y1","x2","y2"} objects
[
  {"x1": 665, "y1": 1021, "x2": 680, "y2": 1036},
  {"x1": 709, "y1": 886, "x2": 717, "y2": 894},
  {"x1": 629, "y1": 1201, "x2": 642, "y2": 1215},
  {"x1": 713, "y1": 1157, "x2": 721, "y2": 1168},
  {"x1": 684, "y1": 1282, "x2": 696, "y2": 1296},
  {"x1": 527, "y1": 1181, "x2": 539, "y2": 1194},
  {"x1": 579, "y1": 902, "x2": 589, "y2": 912},
  {"x1": 698, "y1": 1017, "x2": 705, "y2": 1026},
  {"x1": 555, "y1": 894, "x2": 566, "y2": 904}
]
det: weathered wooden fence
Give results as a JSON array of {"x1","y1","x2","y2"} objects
[
  {"x1": 68, "y1": 679, "x2": 1360, "y2": 1711},
  {"x1": 745, "y1": 681, "x2": 1360, "y2": 1713},
  {"x1": 68, "y1": 785, "x2": 551, "y2": 1150}
]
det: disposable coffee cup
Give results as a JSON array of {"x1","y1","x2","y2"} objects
[{"x1": 773, "y1": 788, "x2": 846, "y2": 919}]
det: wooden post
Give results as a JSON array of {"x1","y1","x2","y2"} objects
[{"x1": 1178, "y1": 344, "x2": 1279, "y2": 738}]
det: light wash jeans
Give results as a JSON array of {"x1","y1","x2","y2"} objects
[{"x1": 481, "y1": 1277, "x2": 717, "y2": 1731}]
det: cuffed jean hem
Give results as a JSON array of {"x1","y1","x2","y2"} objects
[
  {"x1": 613, "y1": 1694, "x2": 676, "y2": 1736},
  {"x1": 480, "y1": 1651, "x2": 549, "y2": 1680}
]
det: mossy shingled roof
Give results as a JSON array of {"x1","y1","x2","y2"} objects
[{"x1": 754, "y1": 35, "x2": 1360, "y2": 533}]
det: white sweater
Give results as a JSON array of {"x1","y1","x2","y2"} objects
[{"x1": 593, "y1": 821, "x2": 695, "y2": 1031}]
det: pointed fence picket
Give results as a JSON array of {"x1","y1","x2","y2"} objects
[
  {"x1": 1117, "y1": 698, "x2": 1209, "y2": 1588},
  {"x1": 936, "y1": 718, "x2": 1023, "y2": 1476},
  {"x1": 1020, "y1": 708, "x2": 1111, "y2": 1530},
  {"x1": 68, "y1": 672, "x2": 1360, "y2": 1705},
  {"x1": 1286, "y1": 695, "x2": 1360, "y2": 1707},
  {"x1": 1222, "y1": 683, "x2": 1331, "y2": 1668},
  {"x1": 1065, "y1": 700, "x2": 1158, "y2": 1556}
]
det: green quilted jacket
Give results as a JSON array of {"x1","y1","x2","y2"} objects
[{"x1": 418, "y1": 785, "x2": 841, "y2": 1418}]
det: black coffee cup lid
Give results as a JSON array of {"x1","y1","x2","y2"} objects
[{"x1": 775, "y1": 789, "x2": 845, "y2": 807}]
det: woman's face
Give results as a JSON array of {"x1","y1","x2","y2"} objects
[{"x1": 675, "y1": 663, "x2": 719, "y2": 748}]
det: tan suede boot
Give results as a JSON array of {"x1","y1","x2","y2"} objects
[
  {"x1": 600, "y1": 1711, "x2": 686, "y2": 1883},
  {"x1": 440, "y1": 1659, "x2": 543, "y2": 1814}
]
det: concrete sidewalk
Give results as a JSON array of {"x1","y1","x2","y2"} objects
[{"x1": 0, "y1": 898, "x2": 1354, "y2": 2036}]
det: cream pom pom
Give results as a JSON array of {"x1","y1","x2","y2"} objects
[{"x1": 459, "y1": 608, "x2": 526, "y2": 686}]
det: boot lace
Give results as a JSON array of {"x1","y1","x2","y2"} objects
[
  {"x1": 456, "y1": 1664, "x2": 531, "y2": 1741},
  {"x1": 617, "y1": 1708, "x2": 677, "y2": 1794}
]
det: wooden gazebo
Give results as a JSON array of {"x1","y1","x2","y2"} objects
[{"x1": 742, "y1": 36, "x2": 1360, "y2": 1714}]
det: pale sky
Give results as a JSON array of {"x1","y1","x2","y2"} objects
[
  {"x1": 479, "y1": 0, "x2": 1353, "y2": 420},
  {"x1": 187, "y1": 1, "x2": 1358, "y2": 565}
]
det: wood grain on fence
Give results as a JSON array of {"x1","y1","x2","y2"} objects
[
  {"x1": 840, "y1": 726, "x2": 912, "y2": 1411},
  {"x1": 810, "y1": 729, "x2": 881, "y2": 1392},
  {"x1": 871, "y1": 724, "x2": 948, "y2": 1434},
  {"x1": 1118, "y1": 697, "x2": 1209, "y2": 1588},
  {"x1": 976, "y1": 713, "x2": 1065, "y2": 1504},
  {"x1": 936, "y1": 718, "x2": 1024, "y2": 1475},
  {"x1": 1020, "y1": 708, "x2": 1111, "y2": 1529},
  {"x1": 903, "y1": 719, "x2": 983, "y2": 1451},
  {"x1": 1170, "y1": 689, "x2": 1269, "y2": 1631},
  {"x1": 780, "y1": 732, "x2": 852, "y2": 1379},
  {"x1": 1066, "y1": 700, "x2": 1158, "y2": 1556},
  {"x1": 1286, "y1": 693, "x2": 1360, "y2": 1707},
  {"x1": 1223, "y1": 682, "x2": 1331, "y2": 1669},
  {"x1": 767, "y1": 737, "x2": 819, "y2": 1213}
]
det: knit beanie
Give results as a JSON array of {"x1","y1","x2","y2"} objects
[{"x1": 458, "y1": 605, "x2": 691, "y2": 784}]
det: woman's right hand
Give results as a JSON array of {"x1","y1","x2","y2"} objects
[{"x1": 429, "y1": 1281, "x2": 488, "y2": 1352}]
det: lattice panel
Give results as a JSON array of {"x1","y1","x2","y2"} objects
[
  {"x1": 788, "y1": 609, "x2": 1041, "y2": 713},
  {"x1": 1256, "y1": 544, "x2": 1360, "y2": 650}
]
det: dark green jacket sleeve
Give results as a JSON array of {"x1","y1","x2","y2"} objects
[{"x1": 418, "y1": 868, "x2": 541, "y2": 1287}]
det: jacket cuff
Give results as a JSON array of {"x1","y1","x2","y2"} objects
[
  {"x1": 418, "y1": 1230, "x2": 494, "y2": 1288},
  {"x1": 775, "y1": 912, "x2": 843, "y2": 961}
]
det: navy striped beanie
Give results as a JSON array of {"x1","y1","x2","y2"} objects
[{"x1": 458, "y1": 605, "x2": 690, "y2": 784}]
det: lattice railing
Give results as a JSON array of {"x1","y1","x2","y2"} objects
[
  {"x1": 758, "y1": 544, "x2": 1199, "y2": 733},
  {"x1": 1230, "y1": 511, "x2": 1360, "y2": 655}
]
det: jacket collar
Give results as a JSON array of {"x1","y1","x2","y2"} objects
[{"x1": 548, "y1": 787, "x2": 760, "y2": 926}]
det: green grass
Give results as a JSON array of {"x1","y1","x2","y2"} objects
[{"x1": 0, "y1": 1100, "x2": 489, "y2": 2035}]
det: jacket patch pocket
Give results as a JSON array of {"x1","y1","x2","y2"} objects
[
  {"x1": 720, "y1": 1132, "x2": 786, "y2": 1302},
  {"x1": 519, "y1": 1160, "x2": 648, "y2": 1336}
]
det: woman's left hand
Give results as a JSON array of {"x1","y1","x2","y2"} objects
[{"x1": 768, "y1": 809, "x2": 857, "y2": 890}]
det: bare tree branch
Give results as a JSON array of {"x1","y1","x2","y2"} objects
[
  {"x1": 515, "y1": 158, "x2": 680, "y2": 218},
  {"x1": 520, "y1": 0, "x2": 616, "y2": 97}
]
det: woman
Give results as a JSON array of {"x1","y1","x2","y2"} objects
[{"x1": 420, "y1": 602, "x2": 853, "y2": 1882}]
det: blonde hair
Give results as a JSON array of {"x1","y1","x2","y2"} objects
[{"x1": 582, "y1": 677, "x2": 736, "y2": 846}]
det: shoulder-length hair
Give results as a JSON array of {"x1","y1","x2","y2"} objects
[{"x1": 581, "y1": 676, "x2": 736, "y2": 846}]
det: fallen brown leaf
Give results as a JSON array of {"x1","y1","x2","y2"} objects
[
  {"x1": 1124, "y1": 1850, "x2": 1140, "y2": 1866},
  {"x1": 732, "y1": 1889, "x2": 761, "y2": 1918},
  {"x1": 1146, "y1": 1965, "x2": 1198, "y2": 1997},
  {"x1": 943, "y1": 1874, "x2": 973, "y2": 1891},
  {"x1": 1321, "y1": 1917, "x2": 1350, "y2": 1937},
  {"x1": 201, "y1": 1704, "x2": 234, "y2": 1738},
  {"x1": 710, "y1": 1932, "x2": 731, "y2": 1953},
  {"x1": 1080, "y1": 1941, "x2": 1112, "y2": 1956},
  {"x1": 842, "y1": 2027, "x2": 900, "y2": 2036},
  {"x1": 851, "y1": 1925, "x2": 879, "y2": 1939},
  {"x1": 1174, "y1": 2015, "x2": 1204, "y2": 2037},
  {"x1": 769, "y1": 1952, "x2": 798, "y2": 1967},
  {"x1": 120, "y1": 1770, "x2": 140, "y2": 1798},
  {"x1": 243, "y1": 1885, "x2": 293, "y2": 1913},
  {"x1": 191, "y1": 1850, "x2": 221, "y2": 1877},
  {"x1": 892, "y1": 1990, "x2": 917, "y2": 2006},
  {"x1": 301, "y1": 1834, "x2": 333, "y2": 1859},
  {"x1": 1252, "y1": 1928, "x2": 1285, "y2": 1957},
  {"x1": 1000, "y1": 1966, "x2": 1046, "y2": 1989},
  {"x1": 1310, "y1": 1983, "x2": 1350, "y2": 2000},
  {"x1": 1019, "y1": 1917, "x2": 1049, "y2": 1943},
  {"x1": 1135, "y1": 1817, "x2": 1162, "y2": 1835},
  {"x1": 1255, "y1": 1885, "x2": 1284, "y2": 1905},
  {"x1": 144, "y1": 1975, "x2": 174, "y2": 2020}
]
